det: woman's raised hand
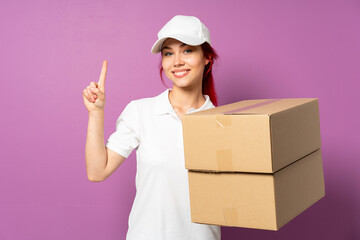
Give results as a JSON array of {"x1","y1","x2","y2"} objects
[{"x1": 83, "y1": 60, "x2": 108, "y2": 112}]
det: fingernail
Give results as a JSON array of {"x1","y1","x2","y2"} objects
[{"x1": 90, "y1": 87, "x2": 94, "y2": 91}]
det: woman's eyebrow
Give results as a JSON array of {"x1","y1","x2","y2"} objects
[
  {"x1": 162, "y1": 46, "x2": 171, "y2": 51},
  {"x1": 161, "y1": 43, "x2": 188, "y2": 51}
]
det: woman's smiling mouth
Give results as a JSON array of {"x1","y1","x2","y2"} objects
[{"x1": 172, "y1": 69, "x2": 190, "y2": 78}]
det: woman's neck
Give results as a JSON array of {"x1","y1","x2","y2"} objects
[{"x1": 168, "y1": 86, "x2": 205, "y2": 118}]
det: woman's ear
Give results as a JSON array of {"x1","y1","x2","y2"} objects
[{"x1": 204, "y1": 57, "x2": 210, "y2": 66}]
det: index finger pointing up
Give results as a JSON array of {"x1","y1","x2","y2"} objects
[{"x1": 98, "y1": 60, "x2": 108, "y2": 91}]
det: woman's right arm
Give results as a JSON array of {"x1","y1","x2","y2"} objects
[{"x1": 83, "y1": 60, "x2": 126, "y2": 182}]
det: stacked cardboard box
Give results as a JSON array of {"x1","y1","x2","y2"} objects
[{"x1": 182, "y1": 98, "x2": 325, "y2": 230}]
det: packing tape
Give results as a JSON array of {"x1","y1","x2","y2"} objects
[
  {"x1": 223, "y1": 208, "x2": 239, "y2": 226},
  {"x1": 217, "y1": 149, "x2": 233, "y2": 170},
  {"x1": 223, "y1": 99, "x2": 282, "y2": 114},
  {"x1": 215, "y1": 99, "x2": 281, "y2": 128},
  {"x1": 216, "y1": 115, "x2": 232, "y2": 128}
]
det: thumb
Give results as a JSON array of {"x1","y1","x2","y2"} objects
[
  {"x1": 98, "y1": 60, "x2": 108, "y2": 92},
  {"x1": 90, "y1": 86, "x2": 105, "y2": 100}
]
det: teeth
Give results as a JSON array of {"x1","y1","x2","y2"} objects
[{"x1": 174, "y1": 70, "x2": 189, "y2": 76}]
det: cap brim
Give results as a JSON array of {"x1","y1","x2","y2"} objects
[{"x1": 151, "y1": 34, "x2": 205, "y2": 54}]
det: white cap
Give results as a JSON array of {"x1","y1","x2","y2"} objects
[{"x1": 151, "y1": 15, "x2": 212, "y2": 54}]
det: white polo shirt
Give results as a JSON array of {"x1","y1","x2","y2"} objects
[{"x1": 106, "y1": 89, "x2": 221, "y2": 240}]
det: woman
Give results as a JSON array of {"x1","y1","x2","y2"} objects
[{"x1": 83, "y1": 15, "x2": 221, "y2": 240}]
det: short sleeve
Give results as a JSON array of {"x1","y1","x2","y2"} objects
[{"x1": 106, "y1": 101, "x2": 140, "y2": 158}]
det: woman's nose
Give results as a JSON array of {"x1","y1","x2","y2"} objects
[{"x1": 173, "y1": 53, "x2": 185, "y2": 67}]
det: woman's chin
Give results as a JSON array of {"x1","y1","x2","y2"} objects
[
  {"x1": 172, "y1": 81, "x2": 192, "y2": 89},
  {"x1": 169, "y1": 76, "x2": 202, "y2": 90}
]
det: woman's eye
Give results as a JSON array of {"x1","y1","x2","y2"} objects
[
  {"x1": 163, "y1": 52, "x2": 172, "y2": 56},
  {"x1": 184, "y1": 49, "x2": 192, "y2": 53}
]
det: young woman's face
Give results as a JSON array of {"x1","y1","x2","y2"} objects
[{"x1": 161, "y1": 38, "x2": 209, "y2": 90}]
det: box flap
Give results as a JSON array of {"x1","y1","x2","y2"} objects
[{"x1": 186, "y1": 98, "x2": 318, "y2": 116}]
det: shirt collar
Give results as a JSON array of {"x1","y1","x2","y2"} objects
[{"x1": 155, "y1": 89, "x2": 215, "y2": 115}]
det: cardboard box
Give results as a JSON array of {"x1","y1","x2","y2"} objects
[
  {"x1": 188, "y1": 149, "x2": 325, "y2": 230},
  {"x1": 182, "y1": 98, "x2": 321, "y2": 173}
]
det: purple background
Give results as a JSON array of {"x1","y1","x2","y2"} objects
[{"x1": 1, "y1": 0, "x2": 359, "y2": 239}]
